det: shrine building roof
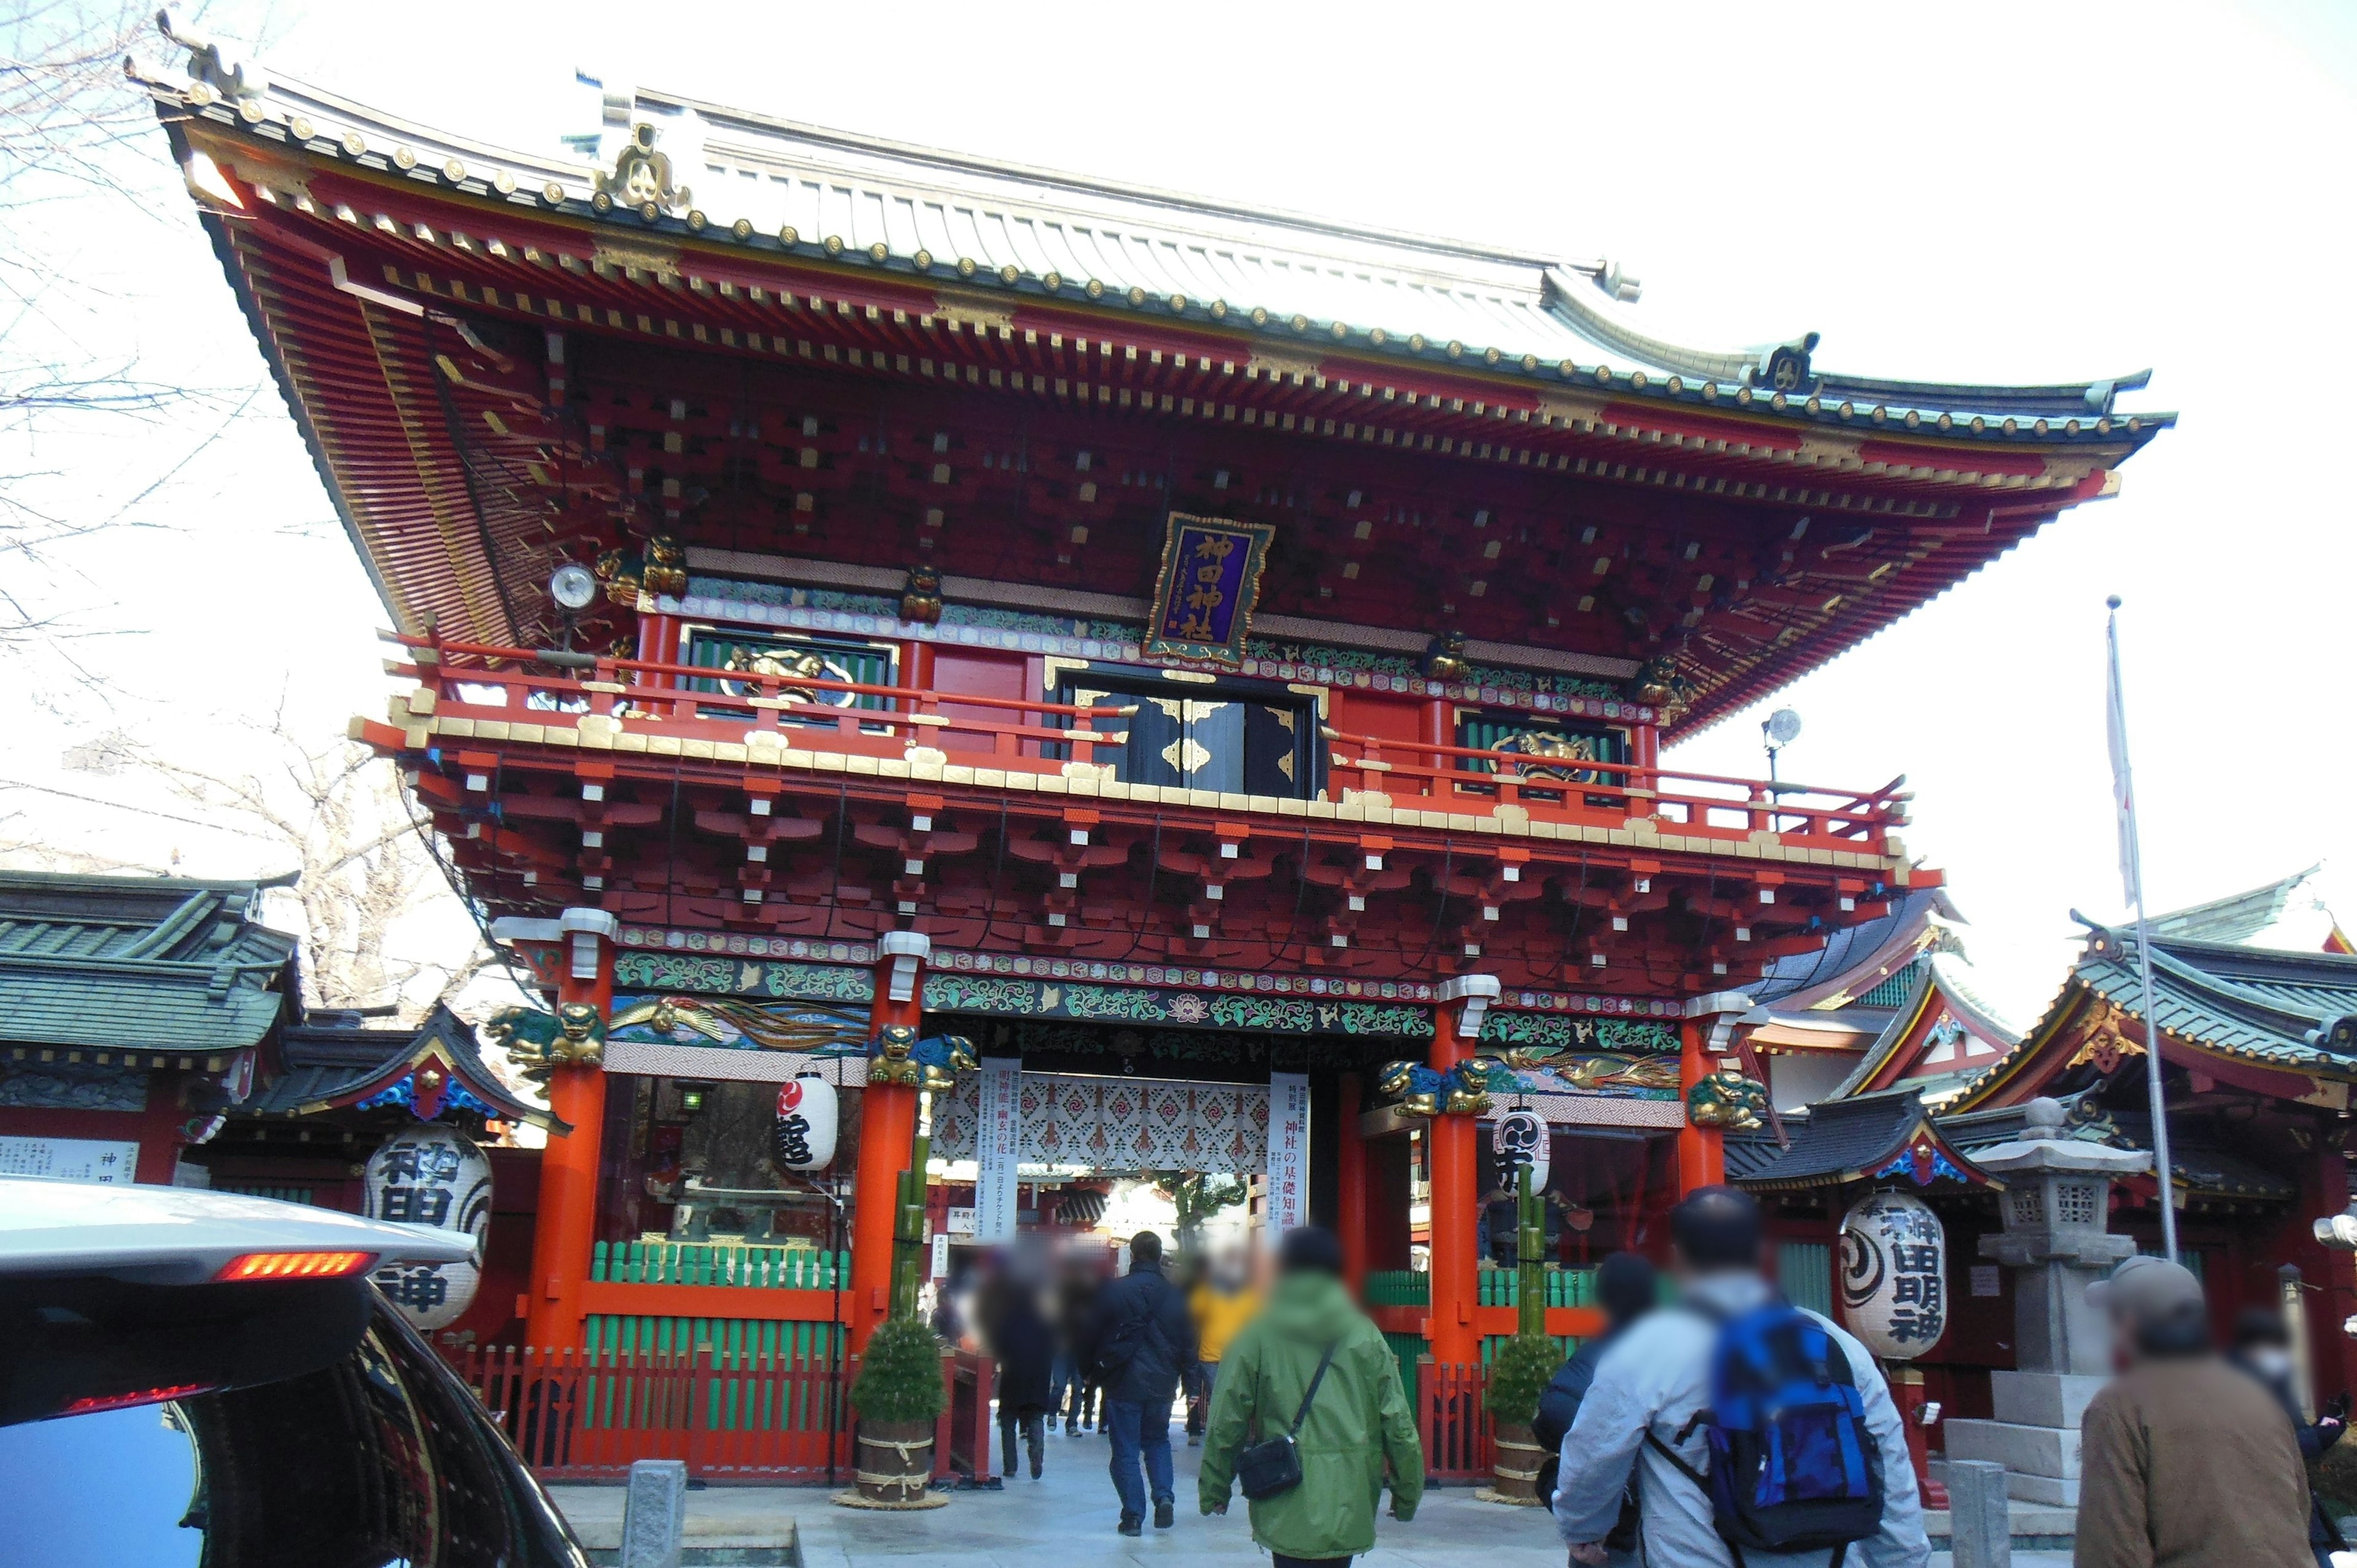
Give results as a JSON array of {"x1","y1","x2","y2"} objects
[
  {"x1": 1953, "y1": 925, "x2": 2357, "y2": 1111},
  {"x1": 1726, "y1": 1086, "x2": 1991, "y2": 1191},
  {"x1": 0, "y1": 870, "x2": 298, "y2": 1059},
  {"x1": 140, "y1": 27, "x2": 2173, "y2": 736},
  {"x1": 246, "y1": 1003, "x2": 560, "y2": 1131}
]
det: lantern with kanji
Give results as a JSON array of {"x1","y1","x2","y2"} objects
[
  {"x1": 773, "y1": 1072, "x2": 838, "y2": 1171},
  {"x1": 1839, "y1": 1189, "x2": 1948, "y2": 1360},
  {"x1": 361, "y1": 1124, "x2": 490, "y2": 1331}
]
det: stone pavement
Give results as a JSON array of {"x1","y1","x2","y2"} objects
[{"x1": 550, "y1": 1414, "x2": 2071, "y2": 1566}]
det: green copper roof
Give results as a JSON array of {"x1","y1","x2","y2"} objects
[{"x1": 0, "y1": 871, "x2": 298, "y2": 1052}]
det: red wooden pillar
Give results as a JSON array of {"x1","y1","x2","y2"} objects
[
  {"x1": 524, "y1": 908, "x2": 616, "y2": 1349},
  {"x1": 1427, "y1": 976, "x2": 1498, "y2": 1368},
  {"x1": 1674, "y1": 1016, "x2": 1724, "y2": 1195},
  {"x1": 1336, "y1": 1072, "x2": 1368, "y2": 1295},
  {"x1": 2296, "y1": 1134, "x2": 2355, "y2": 1410},
  {"x1": 850, "y1": 932, "x2": 929, "y2": 1350}
]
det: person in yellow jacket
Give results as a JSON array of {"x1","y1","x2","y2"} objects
[{"x1": 1186, "y1": 1244, "x2": 1260, "y2": 1445}]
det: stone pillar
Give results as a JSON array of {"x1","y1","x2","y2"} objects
[
  {"x1": 619, "y1": 1458, "x2": 687, "y2": 1568},
  {"x1": 524, "y1": 907, "x2": 616, "y2": 1348},
  {"x1": 1941, "y1": 1097, "x2": 2150, "y2": 1505},
  {"x1": 1946, "y1": 1459, "x2": 2013, "y2": 1568},
  {"x1": 850, "y1": 931, "x2": 928, "y2": 1349},
  {"x1": 1426, "y1": 975, "x2": 1498, "y2": 1368}
]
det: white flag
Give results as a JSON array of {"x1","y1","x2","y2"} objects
[{"x1": 2105, "y1": 603, "x2": 2139, "y2": 909}]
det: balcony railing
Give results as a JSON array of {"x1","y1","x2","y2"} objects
[{"x1": 385, "y1": 634, "x2": 1908, "y2": 857}]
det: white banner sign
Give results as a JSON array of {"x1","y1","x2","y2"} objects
[
  {"x1": 0, "y1": 1135, "x2": 139, "y2": 1184},
  {"x1": 1265, "y1": 1072, "x2": 1310, "y2": 1246},
  {"x1": 974, "y1": 1056, "x2": 1022, "y2": 1244}
]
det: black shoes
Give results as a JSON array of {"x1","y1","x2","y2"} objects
[
  {"x1": 1154, "y1": 1500, "x2": 1174, "y2": 1530},
  {"x1": 1117, "y1": 1515, "x2": 1143, "y2": 1537}
]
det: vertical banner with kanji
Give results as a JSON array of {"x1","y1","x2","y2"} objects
[
  {"x1": 1264, "y1": 1071, "x2": 1310, "y2": 1248},
  {"x1": 1144, "y1": 512, "x2": 1275, "y2": 665},
  {"x1": 974, "y1": 1055, "x2": 1022, "y2": 1244}
]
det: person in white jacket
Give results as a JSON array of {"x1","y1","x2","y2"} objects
[{"x1": 1551, "y1": 1186, "x2": 1929, "y2": 1568}]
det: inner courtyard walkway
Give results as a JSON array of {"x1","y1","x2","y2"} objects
[{"x1": 549, "y1": 1410, "x2": 2070, "y2": 1566}]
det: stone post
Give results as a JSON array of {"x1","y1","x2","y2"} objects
[
  {"x1": 1941, "y1": 1097, "x2": 2150, "y2": 1505},
  {"x1": 1945, "y1": 1459, "x2": 2012, "y2": 1568},
  {"x1": 619, "y1": 1458, "x2": 687, "y2": 1568}
]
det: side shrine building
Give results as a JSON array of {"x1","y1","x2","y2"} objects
[{"x1": 144, "y1": 28, "x2": 2169, "y2": 1469}]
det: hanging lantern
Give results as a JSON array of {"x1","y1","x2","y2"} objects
[
  {"x1": 1838, "y1": 1189, "x2": 1948, "y2": 1361},
  {"x1": 362, "y1": 1124, "x2": 490, "y2": 1332},
  {"x1": 1492, "y1": 1106, "x2": 1550, "y2": 1193},
  {"x1": 773, "y1": 1072, "x2": 838, "y2": 1171}
]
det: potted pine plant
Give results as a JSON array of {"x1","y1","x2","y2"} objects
[
  {"x1": 844, "y1": 1314, "x2": 948, "y2": 1508},
  {"x1": 1481, "y1": 1332, "x2": 1559, "y2": 1504}
]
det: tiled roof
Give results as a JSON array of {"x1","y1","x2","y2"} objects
[
  {"x1": 243, "y1": 1005, "x2": 557, "y2": 1130},
  {"x1": 2080, "y1": 930, "x2": 2357, "y2": 1076},
  {"x1": 150, "y1": 39, "x2": 2175, "y2": 442},
  {"x1": 2147, "y1": 865, "x2": 2321, "y2": 946},
  {"x1": 1748, "y1": 887, "x2": 1960, "y2": 1008},
  {"x1": 1730, "y1": 1087, "x2": 1986, "y2": 1191},
  {"x1": 0, "y1": 871, "x2": 297, "y2": 1052}
]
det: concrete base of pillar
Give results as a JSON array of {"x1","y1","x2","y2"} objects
[
  {"x1": 1990, "y1": 1371, "x2": 2107, "y2": 1431},
  {"x1": 1943, "y1": 1416, "x2": 2081, "y2": 1507}
]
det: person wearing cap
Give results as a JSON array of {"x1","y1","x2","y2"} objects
[
  {"x1": 1551, "y1": 1185, "x2": 1927, "y2": 1567},
  {"x1": 1198, "y1": 1226, "x2": 1423, "y2": 1566},
  {"x1": 2076, "y1": 1255, "x2": 2314, "y2": 1568}
]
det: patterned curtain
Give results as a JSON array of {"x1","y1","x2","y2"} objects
[{"x1": 932, "y1": 1071, "x2": 1269, "y2": 1170}]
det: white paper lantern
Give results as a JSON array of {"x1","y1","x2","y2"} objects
[
  {"x1": 773, "y1": 1073, "x2": 838, "y2": 1171},
  {"x1": 1838, "y1": 1189, "x2": 1947, "y2": 1361},
  {"x1": 362, "y1": 1124, "x2": 490, "y2": 1332},
  {"x1": 1491, "y1": 1107, "x2": 1550, "y2": 1194}
]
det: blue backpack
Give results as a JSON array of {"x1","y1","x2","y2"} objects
[{"x1": 1646, "y1": 1300, "x2": 1883, "y2": 1566}]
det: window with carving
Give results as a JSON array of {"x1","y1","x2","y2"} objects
[{"x1": 2005, "y1": 1189, "x2": 2044, "y2": 1227}]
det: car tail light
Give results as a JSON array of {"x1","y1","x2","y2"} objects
[
  {"x1": 214, "y1": 1249, "x2": 377, "y2": 1281},
  {"x1": 58, "y1": 1382, "x2": 216, "y2": 1416}
]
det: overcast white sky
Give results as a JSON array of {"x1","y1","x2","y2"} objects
[{"x1": 7, "y1": 0, "x2": 2353, "y2": 1020}]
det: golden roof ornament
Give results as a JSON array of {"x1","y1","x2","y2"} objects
[{"x1": 592, "y1": 123, "x2": 691, "y2": 221}]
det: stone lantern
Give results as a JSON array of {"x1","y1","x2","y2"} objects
[{"x1": 1943, "y1": 1097, "x2": 2151, "y2": 1505}]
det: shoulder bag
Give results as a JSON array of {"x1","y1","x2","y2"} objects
[{"x1": 1235, "y1": 1339, "x2": 1338, "y2": 1501}]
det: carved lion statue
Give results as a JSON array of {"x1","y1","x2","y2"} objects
[
  {"x1": 1685, "y1": 1069, "x2": 1770, "y2": 1132},
  {"x1": 486, "y1": 1002, "x2": 606, "y2": 1079}
]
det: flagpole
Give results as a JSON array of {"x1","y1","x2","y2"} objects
[{"x1": 2108, "y1": 595, "x2": 2179, "y2": 1262}]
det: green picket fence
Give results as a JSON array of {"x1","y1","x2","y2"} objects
[
  {"x1": 580, "y1": 1313, "x2": 843, "y2": 1435},
  {"x1": 589, "y1": 1241, "x2": 849, "y2": 1289},
  {"x1": 1364, "y1": 1270, "x2": 1430, "y2": 1306},
  {"x1": 1474, "y1": 1266, "x2": 1596, "y2": 1307},
  {"x1": 1482, "y1": 1332, "x2": 1579, "y2": 1362}
]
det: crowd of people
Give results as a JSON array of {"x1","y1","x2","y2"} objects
[{"x1": 959, "y1": 1188, "x2": 2348, "y2": 1568}]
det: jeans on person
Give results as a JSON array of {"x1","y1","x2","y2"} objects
[
  {"x1": 1048, "y1": 1354, "x2": 1077, "y2": 1423},
  {"x1": 1104, "y1": 1397, "x2": 1174, "y2": 1520},
  {"x1": 999, "y1": 1411, "x2": 1043, "y2": 1478}
]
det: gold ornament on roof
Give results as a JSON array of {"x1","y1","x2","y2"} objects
[{"x1": 594, "y1": 123, "x2": 690, "y2": 218}]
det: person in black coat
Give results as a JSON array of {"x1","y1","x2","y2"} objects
[
  {"x1": 1534, "y1": 1250, "x2": 1657, "y2": 1553},
  {"x1": 2229, "y1": 1307, "x2": 2350, "y2": 1568},
  {"x1": 1051, "y1": 1262, "x2": 1103, "y2": 1433},
  {"x1": 1084, "y1": 1230, "x2": 1199, "y2": 1535},
  {"x1": 978, "y1": 1267, "x2": 1059, "y2": 1481}
]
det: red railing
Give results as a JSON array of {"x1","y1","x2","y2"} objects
[
  {"x1": 439, "y1": 1340, "x2": 998, "y2": 1485},
  {"x1": 384, "y1": 633, "x2": 1907, "y2": 855},
  {"x1": 1418, "y1": 1358, "x2": 1495, "y2": 1483}
]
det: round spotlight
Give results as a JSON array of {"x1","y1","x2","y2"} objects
[{"x1": 549, "y1": 562, "x2": 598, "y2": 612}]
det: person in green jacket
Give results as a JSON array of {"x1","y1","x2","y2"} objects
[{"x1": 1198, "y1": 1226, "x2": 1424, "y2": 1567}]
